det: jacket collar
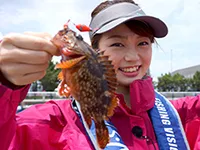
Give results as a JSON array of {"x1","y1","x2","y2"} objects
[{"x1": 116, "y1": 76, "x2": 155, "y2": 115}]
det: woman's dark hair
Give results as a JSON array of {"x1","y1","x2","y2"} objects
[{"x1": 91, "y1": 0, "x2": 155, "y2": 49}]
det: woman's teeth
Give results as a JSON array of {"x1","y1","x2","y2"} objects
[{"x1": 121, "y1": 66, "x2": 139, "y2": 72}]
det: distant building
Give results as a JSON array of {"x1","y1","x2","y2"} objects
[{"x1": 171, "y1": 64, "x2": 200, "y2": 78}]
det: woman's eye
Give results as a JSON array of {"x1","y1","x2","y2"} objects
[
  {"x1": 138, "y1": 41, "x2": 149, "y2": 46},
  {"x1": 110, "y1": 43, "x2": 124, "y2": 47}
]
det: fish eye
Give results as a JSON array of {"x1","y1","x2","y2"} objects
[
  {"x1": 58, "y1": 30, "x2": 66, "y2": 36},
  {"x1": 76, "y1": 34, "x2": 83, "y2": 41}
]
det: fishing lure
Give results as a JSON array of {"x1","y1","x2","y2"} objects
[{"x1": 51, "y1": 21, "x2": 119, "y2": 149}]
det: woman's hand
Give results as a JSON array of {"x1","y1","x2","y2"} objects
[{"x1": 0, "y1": 32, "x2": 59, "y2": 86}]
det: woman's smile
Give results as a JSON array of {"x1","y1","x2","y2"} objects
[{"x1": 119, "y1": 65, "x2": 141, "y2": 77}]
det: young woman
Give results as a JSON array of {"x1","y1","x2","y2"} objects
[{"x1": 0, "y1": 0, "x2": 199, "y2": 149}]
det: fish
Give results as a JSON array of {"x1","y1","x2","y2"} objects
[{"x1": 51, "y1": 21, "x2": 119, "y2": 149}]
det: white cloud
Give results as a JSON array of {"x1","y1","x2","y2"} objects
[{"x1": 138, "y1": 0, "x2": 183, "y2": 18}]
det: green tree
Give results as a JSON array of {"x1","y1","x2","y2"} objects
[
  {"x1": 40, "y1": 61, "x2": 61, "y2": 91},
  {"x1": 185, "y1": 78, "x2": 194, "y2": 91},
  {"x1": 157, "y1": 73, "x2": 173, "y2": 91},
  {"x1": 172, "y1": 73, "x2": 186, "y2": 91},
  {"x1": 156, "y1": 72, "x2": 196, "y2": 92},
  {"x1": 192, "y1": 71, "x2": 200, "y2": 91}
]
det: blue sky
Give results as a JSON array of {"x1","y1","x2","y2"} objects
[{"x1": 1, "y1": 0, "x2": 200, "y2": 81}]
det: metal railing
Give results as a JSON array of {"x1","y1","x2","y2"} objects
[
  {"x1": 21, "y1": 91, "x2": 65, "y2": 105},
  {"x1": 16, "y1": 91, "x2": 200, "y2": 112},
  {"x1": 160, "y1": 91, "x2": 200, "y2": 99},
  {"x1": 24, "y1": 91, "x2": 200, "y2": 102}
]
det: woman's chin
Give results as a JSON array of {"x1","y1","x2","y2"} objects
[
  {"x1": 117, "y1": 74, "x2": 144, "y2": 86},
  {"x1": 117, "y1": 78, "x2": 138, "y2": 86}
]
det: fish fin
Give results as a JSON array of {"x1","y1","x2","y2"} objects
[
  {"x1": 107, "y1": 95, "x2": 119, "y2": 117},
  {"x1": 97, "y1": 51, "x2": 118, "y2": 94},
  {"x1": 95, "y1": 119, "x2": 109, "y2": 149},
  {"x1": 55, "y1": 61, "x2": 74, "y2": 69},
  {"x1": 57, "y1": 71, "x2": 64, "y2": 80},
  {"x1": 108, "y1": 84, "x2": 117, "y2": 93},
  {"x1": 55, "y1": 56, "x2": 86, "y2": 69}
]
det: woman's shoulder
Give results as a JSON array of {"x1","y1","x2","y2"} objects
[{"x1": 16, "y1": 99, "x2": 74, "y2": 125}]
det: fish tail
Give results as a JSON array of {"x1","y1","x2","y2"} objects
[
  {"x1": 81, "y1": 109, "x2": 92, "y2": 128},
  {"x1": 95, "y1": 120, "x2": 109, "y2": 149}
]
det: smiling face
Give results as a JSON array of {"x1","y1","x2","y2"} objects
[{"x1": 98, "y1": 23, "x2": 153, "y2": 87}]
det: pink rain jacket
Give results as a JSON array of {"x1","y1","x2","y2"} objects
[{"x1": 1, "y1": 77, "x2": 200, "y2": 150}]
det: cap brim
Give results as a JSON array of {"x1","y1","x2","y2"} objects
[
  {"x1": 95, "y1": 15, "x2": 168, "y2": 38},
  {"x1": 89, "y1": 2, "x2": 168, "y2": 39}
]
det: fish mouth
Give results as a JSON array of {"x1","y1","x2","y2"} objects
[
  {"x1": 61, "y1": 47, "x2": 84, "y2": 60},
  {"x1": 66, "y1": 53, "x2": 83, "y2": 61},
  {"x1": 56, "y1": 48, "x2": 86, "y2": 69}
]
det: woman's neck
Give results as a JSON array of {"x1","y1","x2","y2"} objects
[{"x1": 116, "y1": 85, "x2": 131, "y2": 108}]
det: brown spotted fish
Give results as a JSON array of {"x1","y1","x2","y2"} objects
[{"x1": 51, "y1": 21, "x2": 119, "y2": 149}]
